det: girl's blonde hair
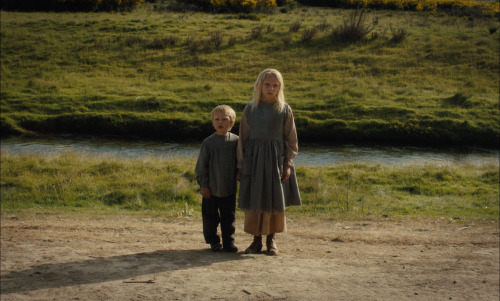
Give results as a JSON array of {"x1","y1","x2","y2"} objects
[
  {"x1": 211, "y1": 105, "x2": 236, "y2": 128},
  {"x1": 251, "y1": 69, "x2": 285, "y2": 112}
]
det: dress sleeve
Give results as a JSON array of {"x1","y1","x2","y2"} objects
[
  {"x1": 283, "y1": 105, "x2": 298, "y2": 167},
  {"x1": 237, "y1": 105, "x2": 250, "y2": 169},
  {"x1": 194, "y1": 142, "x2": 210, "y2": 188}
]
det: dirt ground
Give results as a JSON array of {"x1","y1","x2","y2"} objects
[{"x1": 1, "y1": 214, "x2": 498, "y2": 301}]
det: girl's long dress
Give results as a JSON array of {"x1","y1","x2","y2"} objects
[{"x1": 237, "y1": 102, "x2": 301, "y2": 235}]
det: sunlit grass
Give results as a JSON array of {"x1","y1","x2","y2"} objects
[
  {"x1": 1, "y1": 151, "x2": 498, "y2": 223},
  {"x1": 1, "y1": 5, "x2": 499, "y2": 146}
]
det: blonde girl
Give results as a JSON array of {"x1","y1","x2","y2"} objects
[{"x1": 237, "y1": 69, "x2": 301, "y2": 255}]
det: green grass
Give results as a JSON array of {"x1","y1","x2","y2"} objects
[
  {"x1": 1, "y1": 4, "x2": 499, "y2": 146},
  {"x1": 1, "y1": 151, "x2": 498, "y2": 222}
]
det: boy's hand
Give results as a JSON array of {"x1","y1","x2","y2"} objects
[
  {"x1": 281, "y1": 166, "x2": 291, "y2": 182},
  {"x1": 201, "y1": 187, "x2": 212, "y2": 199}
]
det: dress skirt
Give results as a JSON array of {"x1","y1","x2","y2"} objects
[{"x1": 243, "y1": 210, "x2": 286, "y2": 236}]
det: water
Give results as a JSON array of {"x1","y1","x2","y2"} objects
[{"x1": 1, "y1": 136, "x2": 498, "y2": 167}]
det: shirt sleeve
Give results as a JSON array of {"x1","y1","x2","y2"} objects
[
  {"x1": 283, "y1": 105, "x2": 298, "y2": 167},
  {"x1": 194, "y1": 142, "x2": 210, "y2": 188},
  {"x1": 237, "y1": 105, "x2": 250, "y2": 169}
]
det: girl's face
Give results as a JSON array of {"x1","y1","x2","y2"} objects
[
  {"x1": 261, "y1": 75, "x2": 280, "y2": 102},
  {"x1": 212, "y1": 111, "x2": 232, "y2": 136}
]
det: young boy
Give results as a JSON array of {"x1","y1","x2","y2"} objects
[{"x1": 195, "y1": 105, "x2": 239, "y2": 252}]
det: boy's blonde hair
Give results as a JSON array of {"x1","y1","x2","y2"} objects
[
  {"x1": 251, "y1": 68, "x2": 285, "y2": 112},
  {"x1": 211, "y1": 105, "x2": 236, "y2": 127}
]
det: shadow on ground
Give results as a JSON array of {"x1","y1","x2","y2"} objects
[{"x1": 1, "y1": 249, "x2": 247, "y2": 294}]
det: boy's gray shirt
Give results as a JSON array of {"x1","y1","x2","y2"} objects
[{"x1": 195, "y1": 132, "x2": 239, "y2": 197}]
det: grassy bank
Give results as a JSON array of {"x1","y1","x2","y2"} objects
[
  {"x1": 1, "y1": 4, "x2": 499, "y2": 147},
  {"x1": 1, "y1": 151, "x2": 498, "y2": 222}
]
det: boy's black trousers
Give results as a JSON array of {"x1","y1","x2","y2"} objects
[{"x1": 201, "y1": 194, "x2": 236, "y2": 247}]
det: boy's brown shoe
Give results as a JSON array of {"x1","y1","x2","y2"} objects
[{"x1": 244, "y1": 236, "x2": 262, "y2": 254}]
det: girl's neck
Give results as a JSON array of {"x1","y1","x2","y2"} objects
[{"x1": 260, "y1": 99, "x2": 276, "y2": 104}]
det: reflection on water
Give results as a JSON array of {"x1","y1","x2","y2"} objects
[{"x1": 1, "y1": 136, "x2": 498, "y2": 167}]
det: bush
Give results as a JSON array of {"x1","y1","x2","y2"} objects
[
  {"x1": 443, "y1": 92, "x2": 473, "y2": 108},
  {"x1": 390, "y1": 25, "x2": 409, "y2": 43},
  {"x1": 330, "y1": 8, "x2": 373, "y2": 43},
  {"x1": 185, "y1": 37, "x2": 203, "y2": 53},
  {"x1": 289, "y1": 20, "x2": 302, "y2": 32},
  {"x1": 227, "y1": 35, "x2": 239, "y2": 46},
  {"x1": 0, "y1": 0, "x2": 144, "y2": 11},
  {"x1": 181, "y1": 0, "x2": 277, "y2": 13},
  {"x1": 301, "y1": 27, "x2": 318, "y2": 42},
  {"x1": 250, "y1": 26, "x2": 265, "y2": 39},
  {"x1": 208, "y1": 31, "x2": 224, "y2": 49},
  {"x1": 145, "y1": 36, "x2": 179, "y2": 49},
  {"x1": 274, "y1": 33, "x2": 292, "y2": 50},
  {"x1": 296, "y1": 0, "x2": 499, "y2": 18}
]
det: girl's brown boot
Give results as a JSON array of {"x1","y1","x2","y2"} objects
[
  {"x1": 266, "y1": 233, "x2": 278, "y2": 256},
  {"x1": 244, "y1": 235, "x2": 262, "y2": 254}
]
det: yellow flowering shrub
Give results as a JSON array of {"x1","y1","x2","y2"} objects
[
  {"x1": 1, "y1": 0, "x2": 144, "y2": 11},
  {"x1": 298, "y1": 0, "x2": 499, "y2": 17},
  {"x1": 185, "y1": 0, "x2": 277, "y2": 12}
]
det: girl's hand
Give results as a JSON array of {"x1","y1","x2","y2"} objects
[
  {"x1": 281, "y1": 166, "x2": 291, "y2": 181},
  {"x1": 237, "y1": 169, "x2": 241, "y2": 182},
  {"x1": 201, "y1": 187, "x2": 212, "y2": 199}
]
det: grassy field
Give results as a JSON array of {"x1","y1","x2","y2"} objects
[
  {"x1": 1, "y1": 151, "x2": 498, "y2": 222},
  {"x1": 1, "y1": 3, "x2": 499, "y2": 146}
]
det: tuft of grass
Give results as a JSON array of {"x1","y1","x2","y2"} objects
[
  {"x1": 389, "y1": 25, "x2": 409, "y2": 43},
  {"x1": 250, "y1": 25, "x2": 265, "y2": 39},
  {"x1": 331, "y1": 8, "x2": 373, "y2": 43},
  {"x1": 289, "y1": 20, "x2": 302, "y2": 32},
  {"x1": 208, "y1": 31, "x2": 224, "y2": 49},
  {"x1": 443, "y1": 92, "x2": 473, "y2": 108},
  {"x1": 301, "y1": 27, "x2": 319, "y2": 42}
]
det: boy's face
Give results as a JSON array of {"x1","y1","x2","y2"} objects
[
  {"x1": 261, "y1": 74, "x2": 280, "y2": 102},
  {"x1": 212, "y1": 111, "x2": 232, "y2": 136}
]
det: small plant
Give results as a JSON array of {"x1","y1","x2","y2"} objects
[
  {"x1": 274, "y1": 34, "x2": 292, "y2": 51},
  {"x1": 237, "y1": 13, "x2": 263, "y2": 21},
  {"x1": 124, "y1": 36, "x2": 144, "y2": 47},
  {"x1": 208, "y1": 31, "x2": 224, "y2": 49},
  {"x1": 390, "y1": 25, "x2": 409, "y2": 43},
  {"x1": 250, "y1": 26, "x2": 265, "y2": 39},
  {"x1": 315, "y1": 22, "x2": 331, "y2": 32},
  {"x1": 301, "y1": 27, "x2": 318, "y2": 42},
  {"x1": 444, "y1": 92, "x2": 473, "y2": 108},
  {"x1": 146, "y1": 36, "x2": 178, "y2": 49},
  {"x1": 185, "y1": 36, "x2": 202, "y2": 53},
  {"x1": 370, "y1": 31, "x2": 380, "y2": 40},
  {"x1": 177, "y1": 200, "x2": 194, "y2": 217},
  {"x1": 227, "y1": 35, "x2": 239, "y2": 46},
  {"x1": 330, "y1": 8, "x2": 373, "y2": 43},
  {"x1": 289, "y1": 20, "x2": 302, "y2": 32},
  {"x1": 164, "y1": 35, "x2": 180, "y2": 46}
]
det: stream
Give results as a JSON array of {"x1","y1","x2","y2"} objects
[{"x1": 1, "y1": 136, "x2": 498, "y2": 167}]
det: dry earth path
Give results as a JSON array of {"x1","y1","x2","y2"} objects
[{"x1": 1, "y1": 214, "x2": 498, "y2": 300}]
